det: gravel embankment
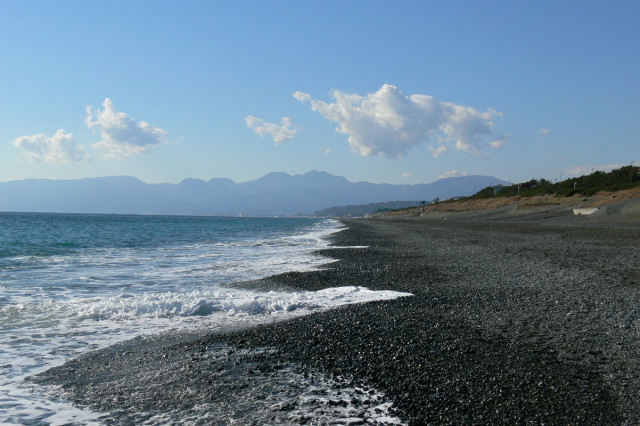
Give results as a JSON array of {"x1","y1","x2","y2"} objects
[{"x1": 36, "y1": 217, "x2": 640, "y2": 424}]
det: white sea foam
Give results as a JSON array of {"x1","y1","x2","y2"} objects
[
  {"x1": 1, "y1": 286, "x2": 411, "y2": 424},
  {"x1": 2, "y1": 285, "x2": 411, "y2": 330},
  {"x1": 74, "y1": 285, "x2": 411, "y2": 320},
  {"x1": 141, "y1": 345, "x2": 407, "y2": 425}
]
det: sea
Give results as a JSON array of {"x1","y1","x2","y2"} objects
[{"x1": 0, "y1": 212, "x2": 409, "y2": 425}]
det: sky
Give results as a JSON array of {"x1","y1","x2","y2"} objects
[{"x1": 1, "y1": 1, "x2": 638, "y2": 185}]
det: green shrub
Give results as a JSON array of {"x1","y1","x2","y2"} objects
[{"x1": 466, "y1": 166, "x2": 639, "y2": 201}]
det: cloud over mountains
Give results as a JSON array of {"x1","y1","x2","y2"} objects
[
  {"x1": 12, "y1": 129, "x2": 88, "y2": 164},
  {"x1": 295, "y1": 84, "x2": 503, "y2": 158},
  {"x1": 12, "y1": 98, "x2": 168, "y2": 164},
  {"x1": 12, "y1": 86, "x2": 503, "y2": 171},
  {"x1": 245, "y1": 115, "x2": 300, "y2": 144},
  {"x1": 86, "y1": 98, "x2": 168, "y2": 158}
]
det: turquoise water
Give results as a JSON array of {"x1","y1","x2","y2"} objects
[
  {"x1": 0, "y1": 213, "x2": 408, "y2": 424},
  {"x1": 0, "y1": 214, "x2": 332, "y2": 305}
]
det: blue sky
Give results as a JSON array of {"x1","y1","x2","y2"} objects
[{"x1": 1, "y1": 1, "x2": 638, "y2": 185}]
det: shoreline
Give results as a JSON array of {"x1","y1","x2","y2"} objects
[{"x1": 36, "y1": 217, "x2": 640, "y2": 423}]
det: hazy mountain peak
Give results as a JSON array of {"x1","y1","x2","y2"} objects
[
  {"x1": 300, "y1": 170, "x2": 350, "y2": 186},
  {"x1": 208, "y1": 178, "x2": 236, "y2": 185},
  {"x1": 179, "y1": 178, "x2": 206, "y2": 185},
  {"x1": 0, "y1": 172, "x2": 507, "y2": 215}
]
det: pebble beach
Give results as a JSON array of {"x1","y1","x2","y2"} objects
[{"x1": 36, "y1": 211, "x2": 640, "y2": 424}]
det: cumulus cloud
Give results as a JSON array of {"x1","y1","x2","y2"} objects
[
  {"x1": 400, "y1": 172, "x2": 412, "y2": 179},
  {"x1": 539, "y1": 128, "x2": 551, "y2": 138},
  {"x1": 86, "y1": 98, "x2": 168, "y2": 158},
  {"x1": 428, "y1": 143, "x2": 448, "y2": 158},
  {"x1": 245, "y1": 115, "x2": 300, "y2": 144},
  {"x1": 12, "y1": 129, "x2": 88, "y2": 164},
  {"x1": 437, "y1": 169, "x2": 469, "y2": 179},
  {"x1": 294, "y1": 84, "x2": 503, "y2": 158}
]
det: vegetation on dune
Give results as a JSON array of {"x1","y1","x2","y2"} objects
[{"x1": 466, "y1": 165, "x2": 640, "y2": 201}]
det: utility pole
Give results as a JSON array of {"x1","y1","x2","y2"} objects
[{"x1": 631, "y1": 161, "x2": 634, "y2": 184}]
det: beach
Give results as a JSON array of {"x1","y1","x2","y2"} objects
[{"x1": 36, "y1": 213, "x2": 640, "y2": 424}]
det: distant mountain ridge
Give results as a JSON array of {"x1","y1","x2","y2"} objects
[{"x1": 0, "y1": 171, "x2": 507, "y2": 216}]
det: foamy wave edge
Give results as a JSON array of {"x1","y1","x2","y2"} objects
[{"x1": 70, "y1": 286, "x2": 413, "y2": 320}]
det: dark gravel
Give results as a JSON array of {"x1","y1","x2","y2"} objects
[{"x1": 35, "y1": 217, "x2": 640, "y2": 424}]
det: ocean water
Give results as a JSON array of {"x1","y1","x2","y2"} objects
[{"x1": 0, "y1": 213, "x2": 409, "y2": 424}]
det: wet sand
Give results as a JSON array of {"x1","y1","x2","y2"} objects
[{"x1": 36, "y1": 215, "x2": 640, "y2": 424}]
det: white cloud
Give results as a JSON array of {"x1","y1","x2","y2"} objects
[
  {"x1": 245, "y1": 115, "x2": 300, "y2": 144},
  {"x1": 294, "y1": 84, "x2": 503, "y2": 158},
  {"x1": 428, "y1": 143, "x2": 447, "y2": 158},
  {"x1": 539, "y1": 128, "x2": 551, "y2": 138},
  {"x1": 12, "y1": 129, "x2": 88, "y2": 164},
  {"x1": 400, "y1": 172, "x2": 412, "y2": 179},
  {"x1": 86, "y1": 98, "x2": 168, "y2": 158},
  {"x1": 437, "y1": 169, "x2": 469, "y2": 179}
]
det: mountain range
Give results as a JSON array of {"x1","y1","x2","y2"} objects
[{"x1": 0, "y1": 171, "x2": 507, "y2": 216}]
